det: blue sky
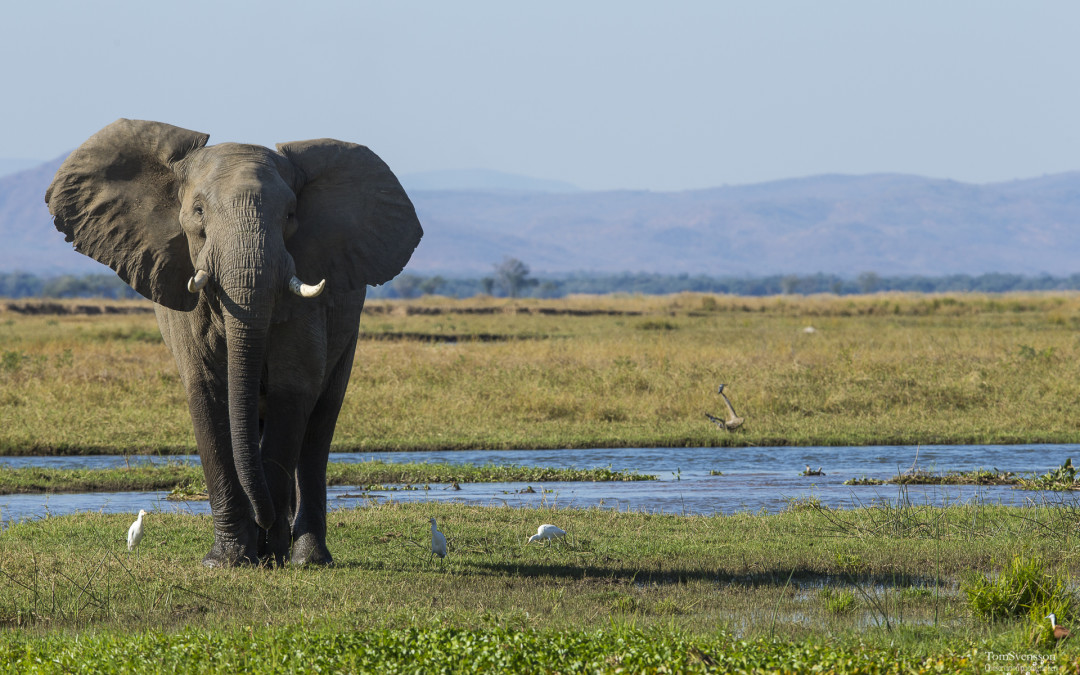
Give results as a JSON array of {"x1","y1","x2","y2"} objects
[{"x1": 4, "y1": 1, "x2": 1080, "y2": 191}]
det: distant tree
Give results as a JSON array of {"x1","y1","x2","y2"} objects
[
  {"x1": 393, "y1": 274, "x2": 423, "y2": 299},
  {"x1": 419, "y1": 275, "x2": 445, "y2": 296},
  {"x1": 780, "y1": 275, "x2": 799, "y2": 295},
  {"x1": 480, "y1": 277, "x2": 495, "y2": 296},
  {"x1": 494, "y1": 257, "x2": 536, "y2": 298},
  {"x1": 857, "y1": 271, "x2": 880, "y2": 294},
  {"x1": 537, "y1": 281, "x2": 562, "y2": 298}
]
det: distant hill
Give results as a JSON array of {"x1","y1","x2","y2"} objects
[
  {"x1": 399, "y1": 169, "x2": 579, "y2": 193},
  {"x1": 4, "y1": 155, "x2": 1080, "y2": 278},
  {"x1": 0, "y1": 158, "x2": 46, "y2": 178}
]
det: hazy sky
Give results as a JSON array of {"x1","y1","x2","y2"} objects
[{"x1": 4, "y1": 1, "x2": 1080, "y2": 192}]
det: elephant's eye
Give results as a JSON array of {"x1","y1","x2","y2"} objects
[{"x1": 193, "y1": 205, "x2": 204, "y2": 217}]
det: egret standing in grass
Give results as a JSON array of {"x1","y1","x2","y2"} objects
[
  {"x1": 527, "y1": 523, "x2": 567, "y2": 546},
  {"x1": 429, "y1": 517, "x2": 447, "y2": 562},
  {"x1": 1048, "y1": 614, "x2": 1071, "y2": 641},
  {"x1": 127, "y1": 509, "x2": 147, "y2": 554}
]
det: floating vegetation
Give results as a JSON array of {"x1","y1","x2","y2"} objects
[
  {"x1": 842, "y1": 476, "x2": 885, "y2": 486},
  {"x1": 845, "y1": 467, "x2": 1019, "y2": 487},
  {"x1": 1017, "y1": 458, "x2": 1080, "y2": 491},
  {"x1": 845, "y1": 459, "x2": 1080, "y2": 491}
]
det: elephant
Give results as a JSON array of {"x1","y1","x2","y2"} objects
[{"x1": 46, "y1": 119, "x2": 423, "y2": 567}]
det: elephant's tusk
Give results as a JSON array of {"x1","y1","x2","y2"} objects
[
  {"x1": 289, "y1": 275, "x2": 326, "y2": 298},
  {"x1": 187, "y1": 269, "x2": 210, "y2": 293}
]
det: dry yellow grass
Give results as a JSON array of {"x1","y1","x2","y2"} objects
[{"x1": 3, "y1": 292, "x2": 1080, "y2": 453}]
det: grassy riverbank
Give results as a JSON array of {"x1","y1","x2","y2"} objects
[
  {"x1": 4, "y1": 292, "x2": 1080, "y2": 454},
  {"x1": 2, "y1": 501, "x2": 1079, "y2": 672},
  {"x1": 0, "y1": 461, "x2": 654, "y2": 496}
]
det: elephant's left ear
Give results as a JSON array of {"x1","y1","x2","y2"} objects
[{"x1": 276, "y1": 139, "x2": 423, "y2": 296}]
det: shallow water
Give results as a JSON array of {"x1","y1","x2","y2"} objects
[{"x1": 1, "y1": 444, "x2": 1077, "y2": 525}]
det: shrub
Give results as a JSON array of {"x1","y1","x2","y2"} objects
[{"x1": 963, "y1": 553, "x2": 1073, "y2": 623}]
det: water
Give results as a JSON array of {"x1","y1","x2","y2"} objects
[{"x1": 1, "y1": 444, "x2": 1077, "y2": 525}]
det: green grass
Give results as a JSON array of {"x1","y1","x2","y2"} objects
[
  {"x1": 7, "y1": 292, "x2": 1080, "y2": 454},
  {"x1": 0, "y1": 625, "x2": 1008, "y2": 674},
  {"x1": 3, "y1": 501, "x2": 1080, "y2": 671},
  {"x1": 0, "y1": 461, "x2": 655, "y2": 496}
]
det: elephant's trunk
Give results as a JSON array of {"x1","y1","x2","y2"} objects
[
  {"x1": 219, "y1": 225, "x2": 282, "y2": 532},
  {"x1": 224, "y1": 313, "x2": 275, "y2": 530}
]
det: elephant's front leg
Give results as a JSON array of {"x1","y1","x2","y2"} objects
[
  {"x1": 290, "y1": 313, "x2": 362, "y2": 567},
  {"x1": 189, "y1": 387, "x2": 263, "y2": 566},
  {"x1": 261, "y1": 316, "x2": 331, "y2": 565},
  {"x1": 157, "y1": 306, "x2": 261, "y2": 567},
  {"x1": 259, "y1": 393, "x2": 311, "y2": 567}
]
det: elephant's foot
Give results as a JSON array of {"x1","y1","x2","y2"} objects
[
  {"x1": 290, "y1": 532, "x2": 333, "y2": 567},
  {"x1": 202, "y1": 526, "x2": 260, "y2": 567},
  {"x1": 202, "y1": 543, "x2": 259, "y2": 568},
  {"x1": 259, "y1": 520, "x2": 292, "y2": 568}
]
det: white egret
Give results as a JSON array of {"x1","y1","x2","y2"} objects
[
  {"x1": 1048, "y1": 613, "x2": 1071, "y2": 640},
  {"x1": 429, "y1": 517, "x2": 447, "y2": 562},
  {"x1": 527, "y1": 523, "x2": 567, "y2": 546},
  {"x1": 127, "y1": 509, "x2": 147, "y2": 552}
]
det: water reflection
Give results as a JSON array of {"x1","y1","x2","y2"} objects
[{"x1": 2, "y1": 444, "x2": 1078, "y2": 526}]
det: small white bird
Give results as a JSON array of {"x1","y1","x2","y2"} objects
[
  {"x1": 127, "y1": 509, "x2": 147, "y2": 552},
  {"x1": 527, "y1": 523, "x2": 567, "y2": 546},
  {"x1": 429, "y1": 517, "x2": 447, "y2": 561}
]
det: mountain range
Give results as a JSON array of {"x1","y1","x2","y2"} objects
[{"x1": 3, "y1": 155, "x2": 1079, "y2": 278}]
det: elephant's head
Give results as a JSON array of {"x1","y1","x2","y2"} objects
[{"x1": 46, "y1": 119, "x2": 423, "y2": 530}]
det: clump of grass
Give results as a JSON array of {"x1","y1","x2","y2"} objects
[
  {"x1": 820, "y1": 587, "x2": 857, "y2": 615},
  {"x1": 963, "y1": 553, "x2": 1074, "y2": 623},
  {"x1": 782, "y1": 495, "x2": 824, "y2": 512}
]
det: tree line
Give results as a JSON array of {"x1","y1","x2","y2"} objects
[
  {"x1": 6, "y1": 267, "x2": 1080, "y2": 300},
  {"x1": 372, "y1": 270, "x2": 1080, "y2": 299}
]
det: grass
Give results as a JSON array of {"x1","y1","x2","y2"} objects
[
  {"x1": 5, "y1": 292, "x2": 1080, "y2": 454},
  {"x1": 0, "y1": 625, "x2": 1010, "y2": 674},
  {"x1": 7, "y1": 292, "x2": 1080, "y2": 670},
  {"x1": 2, "y1": 501, "x2": 1080, "y2": 671},
  {"x1": 0, "y1": 461, "x2": 655, "y2": 496}
]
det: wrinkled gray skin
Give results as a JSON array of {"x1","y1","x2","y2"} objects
[{"x1": 46, "y1": 119, "x2": 422, "y2": 567}]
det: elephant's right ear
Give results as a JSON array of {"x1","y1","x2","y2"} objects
[{"x1": 45, "y1": 119, "x2": 209, "y2": 311}]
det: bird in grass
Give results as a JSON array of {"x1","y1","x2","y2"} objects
[
  {"x1": 527, "y1": 523, "x2": 567, "y2": 546},
  {"x1": 1048, "y1": 614, "x2": 1071, "y2": 641},
  {"x1": 803, "y1": 465, "x2": 826, "y2": 476},
  {"x1": 127, "y1": 509, "x2": 147, "y2": 553},
  {"x1": 429, "y1": 517, "x2": 447, "y2": 562},
  {"x1": 705, "y1": 384, "x2": 744, "y2": 431}
]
